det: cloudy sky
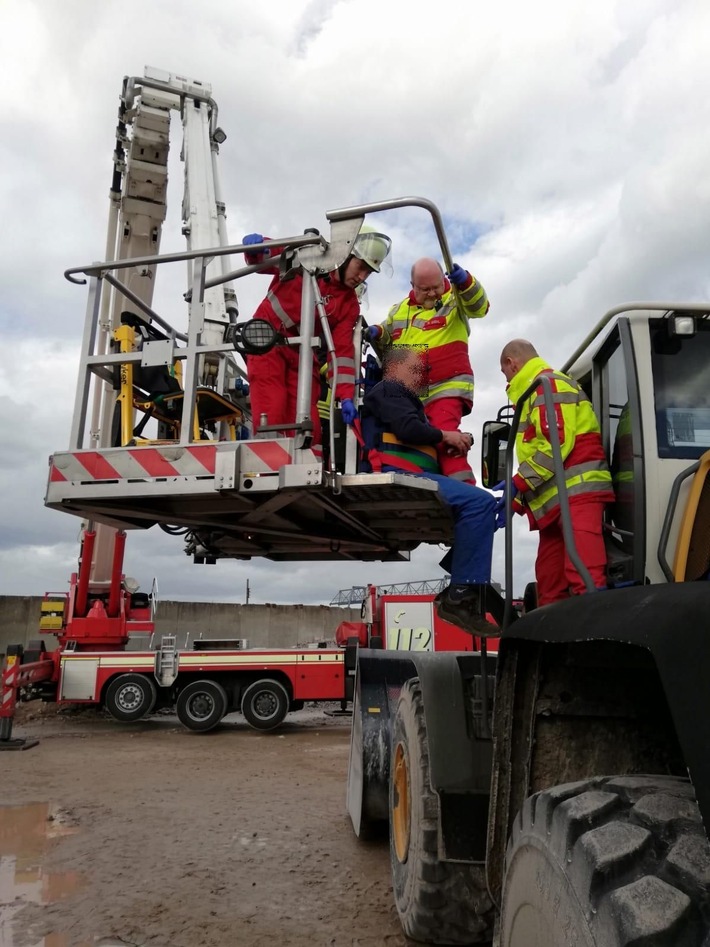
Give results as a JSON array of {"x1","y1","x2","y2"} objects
[{"x1": 1, "y1": 0, "x2": 709, "y2": 607}]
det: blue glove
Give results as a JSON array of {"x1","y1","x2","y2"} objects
[
  {"x1": 447, "y1": 263, "x2": 469, "y2": 286},
  {"x1": 243, "y1": 233, "x2": 264, "y2": 246},
  {"x1": 364, "y1": 325, "x2": 381, "y2": 343},
  {"x1": 341, "y1": 399, "x2": 357, "y2": 425},
  {"x1": 493, "y1": 482, "x2": 518, "y2": 530}
]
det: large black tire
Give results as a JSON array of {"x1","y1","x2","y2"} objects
[
  {"x1": 389, "y1": 679, "x2": 494, "y2": 945},
  {"x1": 175, "y1": 679, "x2": 228, "y2": 732},
  {"x1": 240, "y1": 678, "x2": 289, "y2": 731},
  {"x1": 104, "y1": 673, "x2": 157, "y2": 722},
  {"x1": 501, "y1": 775, "x2": 710, "y2": 946}
]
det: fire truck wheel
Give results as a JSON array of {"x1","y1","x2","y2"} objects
[
  {"x1": 104, "y1": 674, "x2": 157, "y2": 722},
  {"x1": 500, "y1": 775, "x2": 710, "y2": 946},
  {"x1": 240, "y1": 678, "x2": 289, "y2": 731},
  {"x1": 175, "y1": 679, "x2": 228, "y2": 732},
  {"x1": 389, "y1": 679, "x2": 494, "y2": 945}
]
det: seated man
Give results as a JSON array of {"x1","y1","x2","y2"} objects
[{"x1": 361, "y1": 346, "x2": 498, "y2": 636}]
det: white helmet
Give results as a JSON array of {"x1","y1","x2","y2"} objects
[{"x1": 352, "y1": 226, "x2": 392, "y2": 275}]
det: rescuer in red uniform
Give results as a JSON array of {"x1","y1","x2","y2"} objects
[
  {"x1": 366, "y1": 257, "x2": 489, "y2": 483},
  {"x1": 242, "y1": 229, "x2": 392, "y2": 453},
  {"x1": 499, "y1": 339, "x2": 614, "y2": 606}
]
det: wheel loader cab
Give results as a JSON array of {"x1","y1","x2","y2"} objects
[
  {"x1": 587, "y1": 311, "x2": 710, "y2": 585},
  {"x1": 482, "y1": 310, "x2": 710, "y2": 595},
  {"x1": 485, "y1": 308, "x2": 710, "y2": 945}
]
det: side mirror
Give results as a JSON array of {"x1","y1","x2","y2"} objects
[{"x1": 481, "y1": 420, "x2": 511, "y2": 488}]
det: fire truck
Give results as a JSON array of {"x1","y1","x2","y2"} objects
[
  {"x1": 1, "y1": 67, "x2": 487, "y2": 744},
  {"x1": 334, "y1": 580, "x2": 502, "y2": 655},
  {"x1": 2, "y1": 577, "x2": 493, "y2": 736}
]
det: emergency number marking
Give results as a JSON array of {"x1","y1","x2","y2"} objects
[
  {"x1": 384, "y1": 601, "x2": 435, "y2": 652},
  {"x1": 386, "y1": 627, "x2": 433, "y2": 651}
]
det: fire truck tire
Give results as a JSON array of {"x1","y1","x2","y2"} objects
[
  {"x1": 240, "y1": 678, "x2": 289, "y2": 731},
  {"x1": 175, "y1": 679, "x2": 228, "y2": 732},
  {"x1": 104, "y1": 674, "x2": 157, "y2": 722},
  {"x1": 500, "y1": 775, "x2": 710, "y2": 946},
  {"x1": 389, "y1": 679, "x2": 494, "y2": 945}
]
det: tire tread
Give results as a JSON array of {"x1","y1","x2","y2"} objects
[
  {"x1": 502, "y1": 775, "x2": 710, "y2": 946},
  {"x1": 391, "y1": 679, "x2": 494, "y2": 945}
]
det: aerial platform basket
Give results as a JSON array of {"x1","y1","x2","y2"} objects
[
  {"x1": 45, "y1": 440, "x2": 454, "y2": 561},
  {"x1": 51, "y1": 196, "x2": 459, "y2": 562}
]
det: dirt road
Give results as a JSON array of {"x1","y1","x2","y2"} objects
[{"x1": 1, "y1": 705, "x2": 415, "y2": 947}]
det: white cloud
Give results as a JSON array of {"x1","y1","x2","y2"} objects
[{"x1": 1, "y1": 0, "x2": 708, "y2": 604}]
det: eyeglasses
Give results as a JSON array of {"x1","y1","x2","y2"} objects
[{"x1": 412, "y1": 282, "x2": 444, "y2": 295}]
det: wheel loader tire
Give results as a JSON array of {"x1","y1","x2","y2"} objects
[
  {"x1": 105, "y1": 673, "x2": 157, "y2": 722},
  {"x1": 389, "y1": 678, "x2": 494, "y2": 945},
  {"x1": 501, "y1": 775, "x2": 710, "y2": 947}
]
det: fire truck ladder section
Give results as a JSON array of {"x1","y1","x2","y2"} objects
[{"x1": 47, "y1": 197, "x2": 458, "y2": 562}]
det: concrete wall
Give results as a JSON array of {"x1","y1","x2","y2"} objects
[{"x1": 0, "y1": 596, "x2": 361, "y2": 656}]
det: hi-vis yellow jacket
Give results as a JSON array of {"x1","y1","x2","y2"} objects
[
  {"x1": 508, "y1": 357, "x2": 614, "y2": 529},
  {"x1": 375, "y1": 272, "x2": 489, "y2": 409}
]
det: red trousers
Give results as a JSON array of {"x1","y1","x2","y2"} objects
[
  {"x1": 424, "y1": 397, "x2": 475, "y2": 482},
  {"x1": 535, "y1": 500, "x2": 608, "y2": 606},
  {"x1": 246, "y1": 346, "x2": 321, "y2": 449}
]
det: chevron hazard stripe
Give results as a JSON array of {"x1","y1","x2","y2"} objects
[
  {"x1": 238, "y1": 441, "x2": 294, "y2": 473},
  {"x1": 50, "y1": 445, "x2": 217, "y2": 483}
]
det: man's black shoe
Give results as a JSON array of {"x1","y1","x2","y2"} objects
[{"x1": 434, "y1": 585, "x2": 499, "y2": 638}]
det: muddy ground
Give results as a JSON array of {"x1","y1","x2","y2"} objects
[{"x1": 0, "y1": 703, "x2": 417, "y2": 947}]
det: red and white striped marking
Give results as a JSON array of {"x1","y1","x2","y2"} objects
[
  {"x1": 48, "y1": 440, "x2": 320, "y2": 484},
  {"x1": 1, "y1": 661, "x2": 18, "y2": 718},
  {"x1": 50, "y1": 445, "x2": 217, "y2": 483},
  {"x1": 238, "y1": 441, "x2": 297, "y2": 473}
]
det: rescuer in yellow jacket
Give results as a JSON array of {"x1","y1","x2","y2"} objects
[
  {"x1": 499, "y1": 339, "x2": 615, "y2": 606},
  {"x1": 366, "y1": 257, "x2": 489, "y2": 484}
]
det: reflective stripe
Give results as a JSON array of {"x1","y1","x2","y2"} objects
[
  {"x1": 426, "y1": 376, "x2": 474, "y2": 394},
  {"x1": 458, "y1": 279, "x2": 488, "y2": 312},
  {"x1": 411, "y1": 316, "x2": 435, "y2": 330},
  {"x1": 532, "y1": 478, "x2": 614, "y2": 521},
  {"x1": 508, "y1": 357, "x2": 615, "y2": 528},
  {"x1": 525, "y1": 451, "x2": 557, "y2": 475},
  {"x1": 525, "y1": 459, "x2": 612, "y2": 503},
  {"x1": 380, "y1": 277, "x2": 489, "y2": 350},
  {"x1": 566, "y1": 458, "x2": 611, "y2": 479},
  {"x1": 266, "y1": 290, "x2": 296, "y2": 330},
  {"x1": 532, "y1": 390, "x2": 583, "y2": 407}
]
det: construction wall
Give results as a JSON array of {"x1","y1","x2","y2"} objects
[{"x1": 0, "y1": 596, "x2": 361, "y2": 656}]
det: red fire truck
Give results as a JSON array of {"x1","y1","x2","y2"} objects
[{"x1": 1, "y1": 575, "x2": 498, "y2": 740}]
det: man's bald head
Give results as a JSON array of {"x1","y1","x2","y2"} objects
[
  {"x1": 500, "y1": 339, "x2": 539, "y2": 382},
  {"x1": 410, "y1": 258, "x2": 446, "y2": 309}
]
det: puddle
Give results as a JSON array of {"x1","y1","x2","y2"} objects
[{"x1": 0, "y1": 802, "x2": 89, "y2": 947}]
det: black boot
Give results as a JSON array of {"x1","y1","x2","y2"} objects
[{"x1": 434, "y1": 583, "x2": 499, "y2": 637}]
